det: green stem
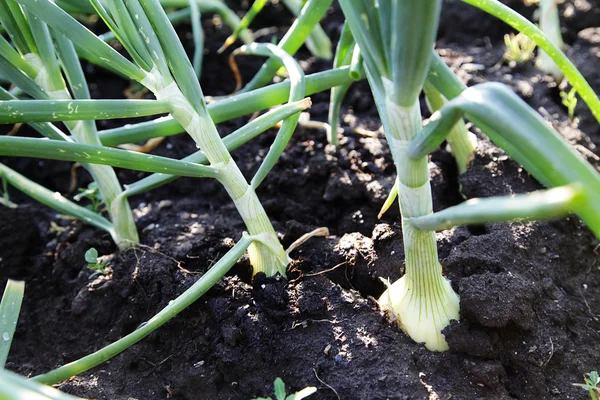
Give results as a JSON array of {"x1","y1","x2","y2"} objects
[
  {"x1": 17, "y1": 0, "x2": 147, "y2": 82},
  {"x1": 0, "y1": 137, "x2": 219, "y2": 179},
  {"x1": 0, "y1": 0, "x2": 30, "y2": 54},
  {"x1": 535, "y1": 0, "x2": 564, "y2": 80},
  {"x1": 0, "y1": 87, "x2": 70, "y2": 140},
  {"x1": 229, "y1": 42, "x2": 306, "y2": 189},
  {"x1": 0, "y1": 35, "x2": 38, "y2": 77},
  {"x1": 427, "y1": 51, "x2": 467, "y2": 100},
  {"x1": 410, "y1": 185, "x2": 583, "y2": 231},
  {"x1": 0, "y1": 55, "x2": 48, "y2": 99},
  {"x1": 281, "y1": 0, "x2": 332, "y2": 60},
  {"x1": 32, "y1": 235, "x2": 253, "y2": 385},
  {"x1": 409, "y1": 82, "x2": 600, "y2": 239},
  {"x1": 140, "y1": 0, "x2": 289, "y2": 277},
  {"x1": 340, "y1": 0, "x2": 460, "y2": 352},
  {"x1": 188, "y1": 0, "x2": 203, "y2": 78},
  {"x1": 99, "y1": 8, "x2": 191, "y2": 43},
  {"x1": 327, "y1": 23, "x2": 355, "y2": 146},
  {"x1": 54, "y1": 33, "x2": 140, "y2": 249},
  {"x1": 379, "y1": 91, "x2": 459, "y2": 352},
  {"x1": 0, "y1": 99, "x2": 170, "y2": 123}
]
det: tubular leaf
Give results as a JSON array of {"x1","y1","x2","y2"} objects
[
  {"x1": 98, "y1": 67, "x2": 359, "y2": 146},
  {"x1": 410, "y1": 185, "x2": 583, "y2": 231},
  {"x1": 0, "y1": 162, "x2": 114, "y2": 234},
  {"x1": 409, "y1": 82, "x2": 600, "y2": 237},
  {"x1": 0, "y1": 137, "x2": 219, "y2": 179},
  {"x1": 0, "y1": 280, "x2": 24, "y2": 368}
]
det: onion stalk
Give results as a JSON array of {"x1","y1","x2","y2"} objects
[{"x1": 339, "y1": 0, "x2": 459, "y2": 351}]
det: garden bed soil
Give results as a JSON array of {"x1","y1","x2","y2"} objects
[{"x1": 1, "y1": 1, "x2": 600, "y2": 399}]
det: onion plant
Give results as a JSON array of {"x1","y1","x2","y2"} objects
[
  {"x1": 0, "y1": 0, "x2": 320, "y2": 277},
  {"x1": 0, "y1": 0, "x2": 321, "y2": 383},
  {"x1": 339, "y1": 0, "x2": 600, "y2": 351},
  {"x1": 338, "y1": 0, "x2": 460, "y2": 351}
]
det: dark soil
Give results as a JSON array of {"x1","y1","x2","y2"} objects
[{"x1": 1, "y1": 1, "x2": 600, "y2": 399}]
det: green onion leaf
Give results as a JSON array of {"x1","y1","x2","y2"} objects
[{"x1": 0, "y1": 280, "x2": 24, "y2": 368}]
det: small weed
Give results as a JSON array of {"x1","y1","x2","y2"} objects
[
  {"x1": 573, "y1": 371, "x2": 600, "y2": 400},
  {"x1": 252, "y1": 377, "x2": 316, "y2": 400},
  {"x1": 73, "y1": 182, "x2": 104, "y2": 213},
  {"x1": 85, "y1": 248, "x2": 109, "y2": 279},
  {"x1": 560, "y1": 87, "x2": 578, "y2": 122},
  {"x1": 504, "y1": 32, "x2": 537, "y2": 64}
]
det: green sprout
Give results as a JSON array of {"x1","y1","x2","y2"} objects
[
  {"x1": 73, "y1": 182, "x2": 104, "y2": 213},
  {"x1": 0, "y1": 0, "x2": 342, "y2": 385},
  {"x1": 503, "y1": 32, "x2": 537, "y2": 64},
  {"x1": 573, "y1": 371, "x2": 600, "y2": 400},
  {"x1": 84, "y1": 247, "x2": 109, "y2": 278},
  {"x1": 252, "y1": 377, "x2": 317, "y2": 400},
  {"x1": 560, "y1": 87, "x2": 578, "y2": 122}
]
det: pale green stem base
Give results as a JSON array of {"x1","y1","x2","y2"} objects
[{"x1": 380, "y1": 223, "x2": 459, "y2": 351}]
